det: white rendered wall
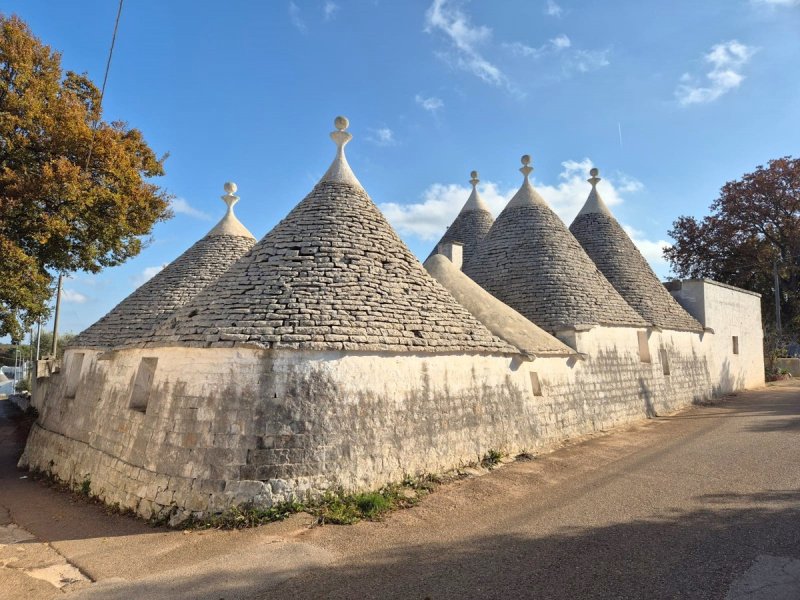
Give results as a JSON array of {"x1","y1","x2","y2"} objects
[
  {"x1": 668, "y1": 279, "x2": 765, "y2": 393},
  {"x1": 21, "y1": 329, "x2": 715, "y2": 520}
]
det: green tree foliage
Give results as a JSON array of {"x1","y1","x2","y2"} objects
[
  {"x1": 665, "y1": 157, "x2": 800, "y2": 334},
  {"x1": 0, "y1": 14, "x2": 172, "y2": 341},
  {"x1": 0, "y1": 332, "x2": 75, "y2": 364}
]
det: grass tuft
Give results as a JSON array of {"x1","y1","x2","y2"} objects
[
  {"x1": 481, "y1": 449, "x2": 505, "y2": 469},
  {"x1": 185, "y1": 501, "x2": 304, "y2": 530}
]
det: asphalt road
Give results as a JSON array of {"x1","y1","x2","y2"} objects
[{"x1": 1, "y1": 382, "x2": 799, "y2": 599}]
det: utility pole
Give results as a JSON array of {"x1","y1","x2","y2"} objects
[
  {"x1": 774, "y1": 258, "x2": 782, "y2": 337},
  {"x1": 28, "y1": 327, "x2": 33, "y2": 388},
  {"x1": 51, "y1": 273, "x2": 63, "y2": 357}
]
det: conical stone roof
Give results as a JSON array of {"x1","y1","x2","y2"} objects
[
  {"x1": 71, "y1": 184, "x2": 256, "y2": 349},
  {"x1": 569, "y1": 169, "x2": 703, "y2": 332},
  {"x1": 147, "y1": 118, "x2": 517, "y2": 354},
  {"x1": 463, "y1": 156, "x2": 648, "y2": 333},
  {"x1": 424, "y1": 254, "x2": 575, "y2": 358},
  {"x1": 428, "y1": 171, "x2": 494, "y2": 265}
]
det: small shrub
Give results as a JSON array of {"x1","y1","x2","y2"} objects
[
  {"x1": 314, "y1": 492, "x2": 361, "y2": 525},
  {"x1": 80, "y1": 477, "x2": 91, "y2": 496},
  {"x1": 481, "y1": 449, "x2": 505, "y2": 469}
]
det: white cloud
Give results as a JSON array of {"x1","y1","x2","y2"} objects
[
  {"x1": 380, "y1": 158, "x2": 643, "y2": 239},
  {"x1": 676, "y1": 40, "x2": 756, "y2": 106},
  {"x1": 62, "y1": 289, "x2": 88, "y2": 304},
  {"x1": 368, "y1": 127, "x2": 396, "y2": 146},
  {"x1": 616, "y1": 174, "x2": 645, "y2": 194},
  {"x1": 323, "y1": 0, "x2": 339, "y2": 19},
  {"x1": 132, "y1": 265, "x2": 166, "y2": 287},
  {"x1": 751, "y1": 0, "x2": 799, "y2": 7},
  {"x1": 532, "y1": 159, "x2": 632, "y2": 224},
  {"x1": 381, "y1": 180, "x2": 513, "y2": 241},
  {"x1": 288, "y1": 1, "x2": 306, "y2": 32},
  {"x1": 504, "y1": 36, "x2": 609, "y2": 74},
  {"x1": 551, "y1": 34, "x2": 571, "y2": 50},
  {"x1": 567, "y1": 48, "x2": 610, "y2": 73},
  {"x1": 170, "y1": 197, "x2": 211, "y2": 221},
  {"x1": 545, "y1": 0, "x2": 563, "y2": 17},
  {"x1": 622, "y1": 225, "x2": 670, "y2": 275},
  {"x1": 380, "y1": 159, "x2": 669, "y2": 273},
  {"x1": 415, "y1": 94, "x2": 445, "y2": 112},
  {"x1": 504, "y1": 35, "x2": 571, "y2": 59},
  {"x1": 424, "y1": 0, "x2": 506, "y2": 86}
]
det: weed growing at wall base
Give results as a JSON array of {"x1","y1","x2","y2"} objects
[
  {"x1": 481, "y1": 449, "x2": 506, "y2": 469},
  {"x1": 183, "y1": 502, "x2": 304, "y2": 530}
]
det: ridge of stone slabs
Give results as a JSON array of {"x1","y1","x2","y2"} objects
[
  {"x1": 463, "y1": 203, "x2": 648, "y2": 333},
  {"x1": 71, "y1": 234, "x2": 256, "y2": 350},
  {"x1": 570, "y1": 212, "x2": 704, "y2": 333},
  {"x1": 428, "y1": 209, "x2": 494, "y2": 266},
  {"x1": 146, "y1": 181, "x2": 519, "y2": 355}
]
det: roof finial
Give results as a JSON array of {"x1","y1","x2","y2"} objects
[
  {"x1": 319, "y1": 115, "x2": 361, "y2": 186},
  {"x1": 331, "y1": 115, "x2": 352, "y2": 152},
  {"x1": 221, "y1": 181, "x2": 239, "y2": 213},
  {"x1": 588, "y1": 167, "x2": 600, "y2": 188},
  {"x1": 520, "y1": 155, "x2": 533, "y2": 180},
  {"x1": 205, "y1": 181, "x2": 255, "y2": 239},
  {"x1": 469, "y1": 170, "x2": 479, "y2": 188}
]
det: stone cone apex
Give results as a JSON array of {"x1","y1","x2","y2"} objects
[
  {"x1": 575, "y1": 168, "x2": 613, "y2": 218},
  {"x1": 463, "y1": 155, "x2": 648, "y2": 333},
  {"x1": 205, "y1": 182, "x2": 256, "y2": 240},
  {"x1": 148, "y1": 118, "x2": 518, "y2": 354},
  {"x1": 505, "y1": 155, "x2": 549, "y2": 210},
  {"x1": 570, "y1": 168, "x2": 703, "y2": 332},
  {"x1": 70, "y1": 183, "x2": 257, "y2": 350},
  {"x1": 319, "y1": 116, "x2": 362, "y2": 188},
  {"x1": 428, "y1": 170, "x2": 494, "y2": 266}
]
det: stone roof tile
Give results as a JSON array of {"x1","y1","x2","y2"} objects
[
  {"x1": 70, "y1": 185, "x2": 256, "y2": 349},
  {"x1": 428, "y1": 171, "x2": 494, "y2": 266},
  {"x1": 569, "y1": 169, "x2": 703, "y2": 332},
  {"x1": 463, "y1": 156, "x2": 648, "y2": 333},
  {"x1": 145, "y1": 119, "x2": 518, "y2": 355}
]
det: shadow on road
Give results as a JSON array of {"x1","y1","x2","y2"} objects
[
  {"x1": 0, "y1": 398, "x2": 161, "y2": 543},
  {"x1": 259, "y1": 490, "x2": 800, "y2": 600}
]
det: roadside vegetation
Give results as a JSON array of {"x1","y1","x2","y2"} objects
[{"x1": 24, "y1": 448, "x2": 521, "y2": 531}]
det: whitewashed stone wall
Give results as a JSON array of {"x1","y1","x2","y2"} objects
[
  {"x1": 20, "y1": 328, "x2": 716, "y2": 520},
  {"x1": 666, "y1": 279, "x2": 765, "y2": 393}
]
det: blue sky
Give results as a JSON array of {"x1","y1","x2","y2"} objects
[{"x1": 5, "y1": 0, "x2": 800, "y2": 338}]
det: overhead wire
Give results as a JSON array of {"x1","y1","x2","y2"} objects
[{"x1": 84, "y1": 0, "x2": 124, "y2": 169}]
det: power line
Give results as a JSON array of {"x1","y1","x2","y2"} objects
[
  {"x1": 50, "y1": 1, "x2": 124, "y2": 359},
  {"x1": 84, "y1": 0, "x2": 124, "y2": 169}
]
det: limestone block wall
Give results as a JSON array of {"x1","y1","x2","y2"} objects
[
  {"x1": 666, "y1": 279, "x2": 764, "y2": 393},
  {"x1": 21, "y1": 329, "x2": 715, "y2": 520},
  {"x1": 539, "y1": 326, "x2": 712, "y2": 435}
]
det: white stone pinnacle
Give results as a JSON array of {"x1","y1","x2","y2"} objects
[
  {"x1": 520, "y1": 154, "x2": 533, "y2": 179},
  {"x1": 319, "y1": 115, "x2": 362, "y2": 187},
  {"x1": 507, "y1": 154, "x2": 547, "y2": 209},
  {"x1": 221, "y1": 182, "x2": 240, "y2": 212},
  {"x1": 206, "y1": 181, "x2": 256, "y2": 239},
  {"x1": 462, "y1": 169, "x2": 491, "y2": 213},
  {"x1": 576, "y1": 166, "x2": 613, "y2": 218}
]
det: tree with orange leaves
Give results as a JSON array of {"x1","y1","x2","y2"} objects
[{"x1": 0, "y1": 14, "x2": 172, "y2": 341}]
